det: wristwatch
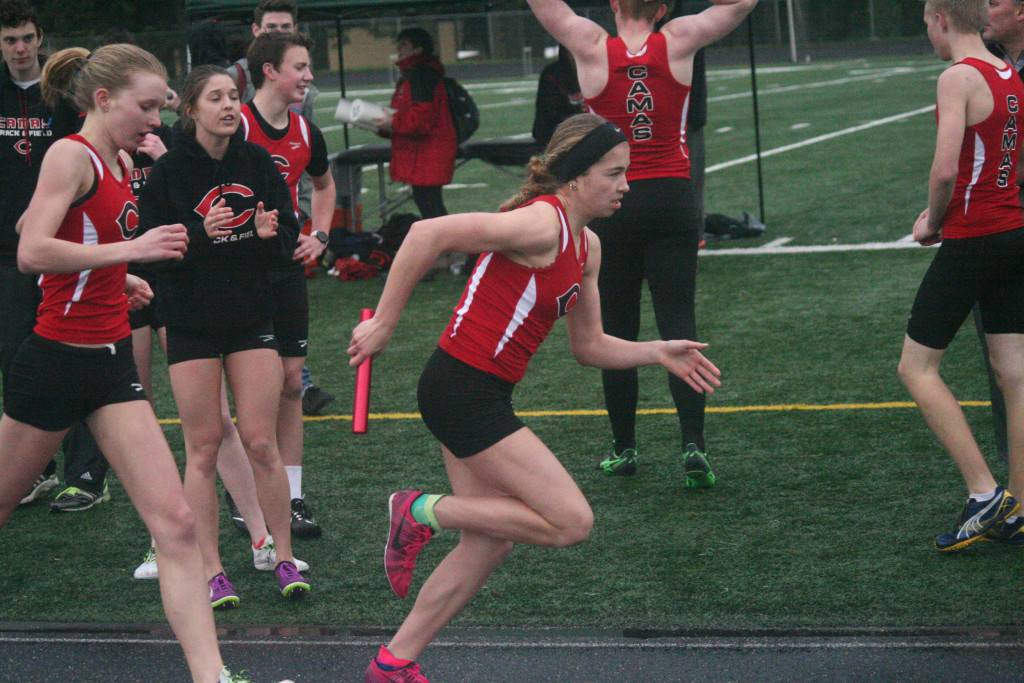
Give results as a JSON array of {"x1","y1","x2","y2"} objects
[{"x1": 312, "y1": 230, "x2": 329, "y2": 244}]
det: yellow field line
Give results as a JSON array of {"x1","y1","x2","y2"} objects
[{"x1": 155, "y1": 400, "x2": 992, "y2": 425}]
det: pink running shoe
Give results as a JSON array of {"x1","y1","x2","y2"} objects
[
  {"x1": 365, "y1": 658, "x2": 431, "y2": 682},
  {"x1": 385, "y1": 490, "x2": 434, "y2": 598}
]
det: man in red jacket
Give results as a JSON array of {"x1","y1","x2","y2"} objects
[{"x1": 373, "y1": 27, "x2": 457, "y2": 222}]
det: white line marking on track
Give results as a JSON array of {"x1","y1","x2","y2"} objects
[
  {"x1": 706, "y1": 105, "x2": 936, "y2": 175},
  {"x1": 708, "y1": 65, "x2": 943, "y2": 103},
  {"x1": 3, "y1": 635, "x2": 1021, "y2": 651},
  {"x1": 478, "y1": 98, "x2": 533, "y2": 109},
  {"x1": 707, "y1": 61, "x2": 871, "y2": 80},
  {"x1": 702, "y1": 240, "x2": 930, "y2": 256}
]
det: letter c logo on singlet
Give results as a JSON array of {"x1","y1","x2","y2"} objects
[
  {"x1": 14, "y1": 139, "x2": 29, "y2": 156},
  {"x1": 194, "y1": 184, "x2": 256, "y2": 230},
  {"x1": 117, "y1": 201, "x2": 140, "y2": 240},
  {"x1": 556, "y1": 284, "x2": 581, "y2": 318},
  {"x1": 271, "y1": 154, "x2": 291, "y2": 181}
]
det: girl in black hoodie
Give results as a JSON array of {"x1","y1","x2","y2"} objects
[{"x1": 138, "y1": 65, "x2": 308, "y2": 606}]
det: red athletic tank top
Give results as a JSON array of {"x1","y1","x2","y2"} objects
[
  {"x1": 240, "y1": 103, "x2": 311, "y2": 213},
  {"x1": 34, "y1": 134, "x2": 135, "y2": 344},
  {"x1": 439, "y1": 195, "x2": 588, "y2": 384},
  {"x1": 942, "y1": 57, "x2": 1024, "y2": 239},
  {"x1": 585, "y1": 32, "x2": 691, "y2": 181}
]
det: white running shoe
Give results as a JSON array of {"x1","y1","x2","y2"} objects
[
  {"x1": 252, "y1": 535, "x2": 309, "y2": 573},
  {"x1": 219, "y1": 668, "x2": 293, "y2": 683},
  {"x1": 133, "y1": 547, "x2": 158, "y2": 580},
  {"x1": 19, "y1": 473, "x2": 59, "y2": 505}
]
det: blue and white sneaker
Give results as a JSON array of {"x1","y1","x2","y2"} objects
[
  {"x1": 934, "y1": 487, "x2": 1019, "y2": 552},
  {"x1": 983, "y1": 516, "x2": 1024, "y2": 546}
]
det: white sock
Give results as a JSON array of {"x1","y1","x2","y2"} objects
[
  {"x1": 286, "y1": 466, "x2": 302, "y2": 500},
  {"x1": 969, "y1": 488, "x2": 997, "y2": 503}
]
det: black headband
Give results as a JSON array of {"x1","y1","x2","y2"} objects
[{"x1": 548, "y1": 120, "x2": 628, "y2": 183}]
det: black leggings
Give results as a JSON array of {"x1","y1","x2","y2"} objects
[
  {"x1": 411, "y1": 185, "x2": 448, "y2": 219},
  {"x1": 590, "y1": 176, "x2": 704, "y2": 451}
]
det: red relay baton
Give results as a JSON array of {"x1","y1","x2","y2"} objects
[{"x1": 352, "y1": 308, "x2": 374, "y2": 434}]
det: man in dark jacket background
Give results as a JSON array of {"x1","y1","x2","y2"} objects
[{"x1": 0, "y1": 0, "x2": 110, "y2": 512}]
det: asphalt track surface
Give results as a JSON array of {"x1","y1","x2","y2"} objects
[{"x1": 3, "y1": 624, "x2": 1024, "y2": 682}]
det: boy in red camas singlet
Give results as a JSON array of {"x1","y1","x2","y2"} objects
[
  {"x1": 900, "y1": 0, "x2": 1024, "y2": 552},
  {"x1": 241, "y1": 30, "x2": 336, "y2": 538}
]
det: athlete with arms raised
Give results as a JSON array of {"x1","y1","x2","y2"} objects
[{"x1": 525, "y1": 0, "x2": 756, "y2": 483}]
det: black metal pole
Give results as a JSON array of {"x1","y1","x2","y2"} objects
[
  {"x1": 336, "y1": 14, "x2": 349, "y2": 151},
  {"x1": 747, "y1": 15, "x2": 765, "y2": 223}
]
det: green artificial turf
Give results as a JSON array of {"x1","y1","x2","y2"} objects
[{"x1": 8, "y1": 54, "x2": 1022, "y2": 630}]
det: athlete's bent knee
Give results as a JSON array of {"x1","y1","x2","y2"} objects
[
  {"x1": 551, "y1": 505, "x2": 594, "y2": 548},
  {"x1": 897, "y1": 356, "x2": 923, "y2": 388}
]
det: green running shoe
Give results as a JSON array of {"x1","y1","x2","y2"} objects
[
  {"x1": 600, "y1": 447, "x2": 637, "y2": 476},
  {"x1": 49, "y1": 483, "x2": 110, "y2": 512},
  {"x1": 683, "y1": 443, "x2": 716, "y2": 488}
]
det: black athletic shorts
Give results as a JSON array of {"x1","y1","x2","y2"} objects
[
  {"x1": 165, "y1": 319, "x2": 278, "y2": 366},
  {"x1": 270, "y1": 265, "x2": 309, "y2": 358},
  {"x1": 127, "y1": 265, "x2": 164, "y2": 331},
  {"x1": 3, "y1": 333, "x2": 146, "y2": 431},
  {"x1": 907, "y1": 227, "x2": 1024, "y2": 349},
  {"x1": 129, "y1": 302, "x2": 162, "y2": 331},
  {"x1": 417, "y1": 347, "x2": 526, "y2": 459}
]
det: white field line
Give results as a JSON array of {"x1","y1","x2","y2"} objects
[
  {"x1": 479, "y1": 97, "x2": 534, "y2": 110},
  {"x1": 708, "y1": 64, "x2": 943, "y2": 103},
  {"x1": 700, "y1": 102, "x2": 939, "y2": 256},
  {"x1": 705, "y1": 104, "x2": 936, "y2": 174},
  {"x1": 706, "y1": 60, "x2": 895, "y2": 80},
  {"x1": 700, "y1": 239, "x2": 931, "y2": 257}
]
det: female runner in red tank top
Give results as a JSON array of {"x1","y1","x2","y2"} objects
[
  {"x1": 900, "y1": 0, "x2": 1024, "y2": 552},
  {"x1": 0, "y1": 44, "x2": 252, "y2": 683},
  {"x1": 527, "y1": 0, "x2": 756, "y2": 482},
  {"x1": 349, "y1": 114, "x2": 721, "y2": 683}
]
